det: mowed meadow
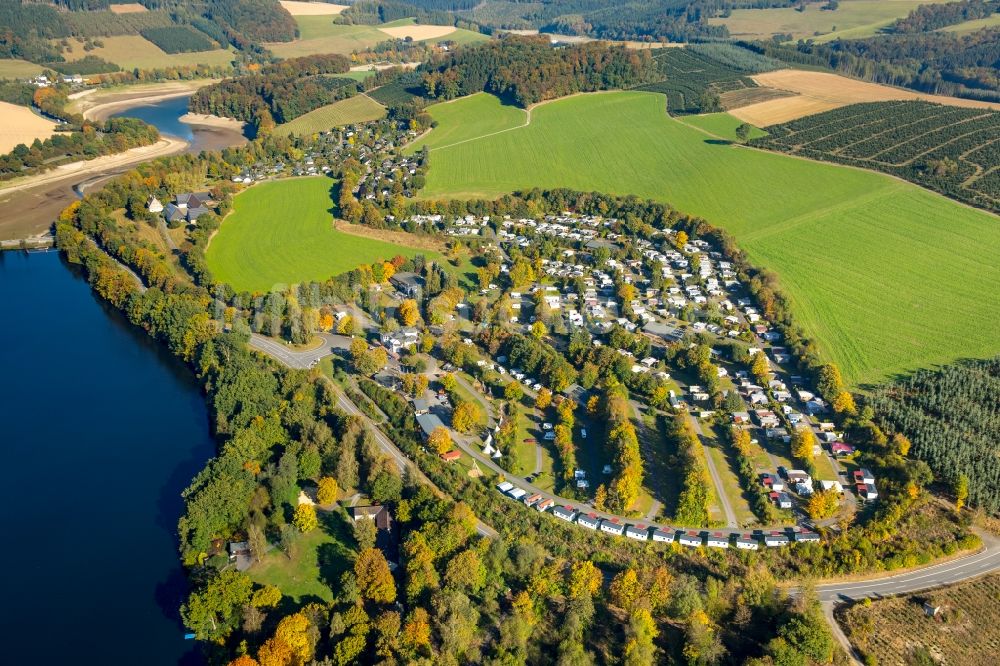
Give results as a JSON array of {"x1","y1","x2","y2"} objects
[
  {"x1": 412, "y1": 91, "x2": 1000, "y2": 386},
  {"x1": 206, "y1": 177, "x2": 438, "y2": 293}
]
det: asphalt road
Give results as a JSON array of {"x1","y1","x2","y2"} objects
[
  {"x1": 817, "y1": 530, "x2": 1000, "y2": 602},
  {"x1": 249, "y1": 332, "x2": 351, "y2": 369}
]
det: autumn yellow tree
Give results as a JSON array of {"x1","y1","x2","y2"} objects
[
  {"x1": 428, "y1": 426, "x2": 451, "y2": 455},
  {"x1": 806, "y1": 489, "x2": 839, "y2": 520},
  {"x1": 832, "y1": 390, "x2": 857, "y2": 415},
  {"x1": 792, "y1": 427, "x2": 816, "y2": 466},
  {"x1": 251, "y1": 585, "x2": 282, "y2": 609},
  {"x1": 892, "y1": 433, "x2": 912, "y2": 457},
  {"x1": 257, "y1": 637, "x2": 293, "y2": 666},
  {"x1": 402, "y1": 607, "x2": 431, "y2": 653},
  {"x1": 275, "y1": 612, "x2": 313, "y2": 663},
  {"x1": 750, "y1": 351, "x2": 770, "y2": 382},
  {"x1": 318, "y1": 312, "x2": 334, "y2": 332},
  {"x1": 355, "y1": 547, "x2": 397, "y2": 604},
  {"x1": 452, "y1": 401, "x2": 481, "y2": 433},
  {"x1": 227, "y1": 656, "x2": 260, "y2": 666},
  {"x1": 337, "y1": 315, "x2": 355, "y2": 336},
  {"x1": 674, "y1": 230, "x2": 689, "y2": 249},
  {"x1": 293, "y1": 503, "x2": 318, "y2": 533},
  {"x1": 397, "y1": 299, "x2": 419, "y2": 327},
  {"x1": 610, "y1": 568, "x2": 641, "y2": 609},
  {"x1": 530, "y1": 320, "x2": 548, "y2": 339},
  {"x1": 567, "y1": 560, "x2": 602, "y2": 599},
  {"x1": 317, "y1": 477, "x2": 339, "y2": 505},
  {"x1": 535, "y1": 388, "x2": 553, "y2": 410}
]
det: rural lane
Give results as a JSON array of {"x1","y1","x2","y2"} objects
[
  {"x1": 816, "y1": 530, "x2": 1000, "y2": 602},
  {"x1": 688, "y1": 414, "x2": 739, "y2": 528}
]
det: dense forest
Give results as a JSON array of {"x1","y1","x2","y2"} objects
[
  {"x1": 754, "y1": 101, "x2": 1000, "y2": 214},
  {"x1": 420, "y1": 34, "x2": 659, "y2": 106},
  {"x1": 189, "y1": 54, "x2": 355, "y2": 131},
  {"x1": 866, "y1": 358, "x2": 1000, "y2": 515}
]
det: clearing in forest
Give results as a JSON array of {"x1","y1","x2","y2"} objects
[
  {"x1": 731, "y1": 69, "x2": 1000, "y2": 126},
  {"x1": 412, "y1": 90, "x2": 1000, "y2": 386},
  {"x1": 277, "y1": 95, "x2": 386, "y2": 135},
  {"x1": 279, "y1": 1, "x2": 347, "y2": 15},
  {"x1": 206, "y1": 177, "x2": 441, "y2": 293},
  {"x1": 108, "y1": 2, "x2": 147, "y2": 13},
  {"x1": 378, "y1": 24, "x2": 456, "y2": 40},
  {"x1": 0, "y1": 101, "x2": 58, "y2": 154}
]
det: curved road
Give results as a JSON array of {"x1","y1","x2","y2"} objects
[{"x1": 817, "y1": 530, "x2": 1000, "y2": 602}]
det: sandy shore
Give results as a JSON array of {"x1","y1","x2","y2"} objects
[
  {"x1": 73, "y1": 80, "x2": 219, "y2": 121},
  {"x1": 0, "y1": 137, "x2": 187, "y2": 196},
  {"x1": 180, "y1": 112, "x2": 246, "y2": 132}
]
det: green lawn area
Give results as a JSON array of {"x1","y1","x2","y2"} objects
[
  {"x1": 703, "y1": 425, "x2": 757, "y2": 527},
  {"x1": 248, "y1": 510, "x2": 355, "y2": 604},
  {"x1": 680, "y1": 112, "x2": 767, "y2": 142},
  {"x1": 0, "y1": 59, "x2": 45, "y2": 79},
  {"x1": 206, "y1": 177, "x2": 441, "y2": 292},
  {"x1": 408, "y1": 92, "x2": 527, "y2": 152},
  {"x1": 278, "y1": 95, "x2": 386, "y2": 135},
  {"x1": 812, "y1": 450, "x2": 839, "y2": 482},
  {"x1": 938, "y1": 13, "x2": 1000, "y2": 33},
  {"x1": 707, "y1": 0, "x2": 950, "y2": 42},
  {"x1": 413, "y1": 91, "x2": 1000, "y2": 387}
]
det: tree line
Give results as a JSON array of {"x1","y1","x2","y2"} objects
[
  {"x1": 189, "y1": 54, "x2": 355, "y2": 132},
  {"x1": 420, "y1": 34, "x2": 660, "y2": 107}
]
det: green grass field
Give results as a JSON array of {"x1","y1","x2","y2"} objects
[
  {"x1": 409, "y1": 93, "x2": 526, "y2": 151},
  {"x1": 278, "y1": 95, "x2": 386, "y2": 135},
  {"x1": 248, "y1": 510, "x2": 355, "y2": 603},
  {"x1": 268, "y1": 17, "x2": 487, "y2": 58},
  {"x1": 0, "y1": 59, "x2": 45, "y2": 79},
  {"x1": 678, "y1": 112, "x2": 768, "y2": 142},
  {"x1": 413, "y1": 91, "x2": 1000, "y2": 387},
  {"x1": 56, "y1": 36, "x2": 234, "y2": 71},
  {"x1": 708, "y1": 0, "x2": 950, "y2": 42},
  {"x1": 938, "y1": 13, "x2": 1000, "y2": 33},
  {"x1": 206, "y1": 177, "x2": 442, "y2": 292}
]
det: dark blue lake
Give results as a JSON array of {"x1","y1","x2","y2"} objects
[
  {"x1": 0, "y1": 251, "x2": 212, "y2": 664},
  {"x1": 112, "y1": 95, "x2": 195, "y2": 142}
]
